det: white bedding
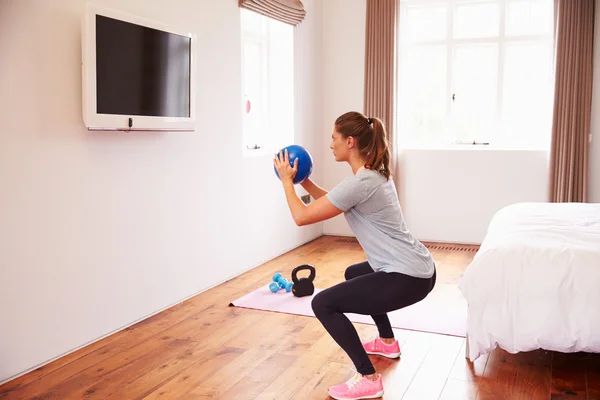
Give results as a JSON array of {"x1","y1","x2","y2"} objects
[{"x1": 459, "y1": 202, "x2": 600, "y2": 361}]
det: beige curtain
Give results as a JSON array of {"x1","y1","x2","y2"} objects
[
  {"x1": 549, "y1": 0, "x2": 595, "y2": 202},
  {"x1": 364, "y1": 0, "x2": 397, "y2": 148},
  {"x1": 364, "y1": 0, "x2": 398, "y2": 190},
  {"x1": 239, "y1": 0, "x2": 306, "y2": 25}
]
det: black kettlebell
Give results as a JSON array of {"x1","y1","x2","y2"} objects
[{"x1": 291, "y1": 264, "x2": 316, "y2": 297}]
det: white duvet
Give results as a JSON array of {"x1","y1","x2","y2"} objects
[{"x1": 459, "y1": 202, "x2": 600, "y2": 361}]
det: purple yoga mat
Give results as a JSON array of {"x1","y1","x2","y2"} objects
[{"x1": 230, "y1": 283, "x2": 466, "y2": 337}]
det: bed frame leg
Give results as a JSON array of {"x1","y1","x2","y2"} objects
[{"x1": 465, "y1": 334, "x2": 471, "y2": 360}]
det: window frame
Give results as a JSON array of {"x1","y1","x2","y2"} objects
[
  {"x1": 395, "y1": 0, "x2": 555, "y2": 150},
  {"x1": 240, "y1": 9, "x2": 296, "y2": 156}
]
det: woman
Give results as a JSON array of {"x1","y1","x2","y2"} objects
[{"x1": 273, "y1": 111, "x2": 436, "y2": 400}]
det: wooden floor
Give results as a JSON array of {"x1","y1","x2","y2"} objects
[{"x1": 1, "y1": 235, "x2": 600, "y2": 400}]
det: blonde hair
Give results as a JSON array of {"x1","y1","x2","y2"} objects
[{"x1": 334, "y1": 111, "x2": 391, "y2": 180}]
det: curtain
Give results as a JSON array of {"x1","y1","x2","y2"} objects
[
  {"x1": 239, "y1": 0, "x2": 306, "y2": 26},
  {"x1": 548, "y1": 0, "x2": 595, "y2": 202},
  {"x1": 364, "y1": 0, "x2": 398, "y2": 186}
]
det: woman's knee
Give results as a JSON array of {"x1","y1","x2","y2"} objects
[
  {"x1": 311, "y1": 290, "x2": 335, "y2": 317},
  {"x1": 343, "y1": 267, "x2": 356, "y2": 281},
  {"x1": 311, "y1": 292, "x2": 324, "y2": 316}
]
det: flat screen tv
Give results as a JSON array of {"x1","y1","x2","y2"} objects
[{"x1": 82, "y1": 4, "x2": 196, "y2": 131}]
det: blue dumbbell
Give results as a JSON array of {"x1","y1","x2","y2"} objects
[
  {"x1": 269, "y1": 282, "x2": 280, "y2": 293},
  {"x1": 271, "y1": 272, "x2": 294, "y2": 292}
]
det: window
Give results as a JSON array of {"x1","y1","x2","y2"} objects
[
  {"x1": 396, "y1": 0, "x2": 554, "y2": 149},
  {"x1": 241, "y1": 9, "x2": 295, "y2": 154}
]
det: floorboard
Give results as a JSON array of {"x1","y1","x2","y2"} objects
[{"x1": 1, "y1": 235, "x2": 599, "y2": 400}]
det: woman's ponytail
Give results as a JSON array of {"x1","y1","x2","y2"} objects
[
  {"x1": 334, "y1": 112, "x2": 392, "y2": 180},
  {"x1": 364, "y1": 117, "x2": 391, "y2": 180}
]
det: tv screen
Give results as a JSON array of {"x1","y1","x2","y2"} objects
[{"x1": 95, "y1": 15, "x2": 191, "y2": 118}]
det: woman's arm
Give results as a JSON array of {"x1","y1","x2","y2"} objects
[
  {"x1": 274, "y1": 149, "x2": 342, "y2": 226},
  {"x1": 300, "y1": 179, "x2": 328, "y2": 200},
  {"x1": 282, "y1": 180, "x2": 342, "y2": 226}
]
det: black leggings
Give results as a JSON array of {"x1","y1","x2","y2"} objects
[{"x1": 311, "y1": 261, "x2": 436, "y2": 375}]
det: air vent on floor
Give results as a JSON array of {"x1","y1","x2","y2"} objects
[
  {"x1": 424, "y1": 243, "x2": 479, "y2": 252},
  {"x1": 336, "y1": 238, "x2": 359, "y2": 243},
  {"x1": 334, "y1": 237, "x2": 479, "y2": 252}
]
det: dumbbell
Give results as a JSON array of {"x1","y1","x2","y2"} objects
[
  {"x1": 269, "y1": 272, "x2": 293, "y2": 293},
  {"x1": 274, "y1": 273, "x2": 294, "y2": 292}
]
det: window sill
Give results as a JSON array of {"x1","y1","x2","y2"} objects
[
  {"x1": 398, "y1": 142, "x2": 550, "y2": 152},
  {"x1": 243, "y1": 146, "x2": 281, "y2": 158}
]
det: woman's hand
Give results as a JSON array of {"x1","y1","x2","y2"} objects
[{"x1": 273, "y1": 149, "x2": 298, "y2": 184}]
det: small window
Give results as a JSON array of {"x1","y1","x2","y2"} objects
[{"x1": 241, "y1": 9, "x2": 295, "y2": 155}]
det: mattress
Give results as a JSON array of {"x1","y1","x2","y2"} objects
[{"x1": 459, "y1": 202, "x2": 600, "y2": 361}]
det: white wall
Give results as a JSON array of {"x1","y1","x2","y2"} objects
[
  {"x1": 321, "y1": 1, "x2": 554, "y2": 244},
  {"x1": 321, "y1": 0, "x2": 367, "y2": 236},
  {"x1": 589, "y1": 4, "x2": 600, "y2": 203},
  {"x1": 0, "y1": 0, "x2": 323, "y2": 384},
  {"x1": 396, "y1": 149, "x2": 549, "y2": 243}
]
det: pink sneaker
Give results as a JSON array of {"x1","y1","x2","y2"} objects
[
  {"x1": 328, "y1": 373, "x2": 384, "y2": 400},
  {"x1": 362, "y1": 337, "x2": 401, "y2": 359}
]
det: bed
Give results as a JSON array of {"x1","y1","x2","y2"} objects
[{"x1": 459, "y1": 202, "x2": 600, "y2": 362}]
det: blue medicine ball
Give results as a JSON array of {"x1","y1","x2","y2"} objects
[{"x1": 274, "y1": 144, "x2": 313, "y2": 184}]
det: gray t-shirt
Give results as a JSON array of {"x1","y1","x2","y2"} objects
[{"x1": 326, "y1": 169, "x2": 435, "y2": 278}]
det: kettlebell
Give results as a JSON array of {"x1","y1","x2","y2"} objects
[{"x1": 291, "y1": 264, "x2": 316, "y2": 297}]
